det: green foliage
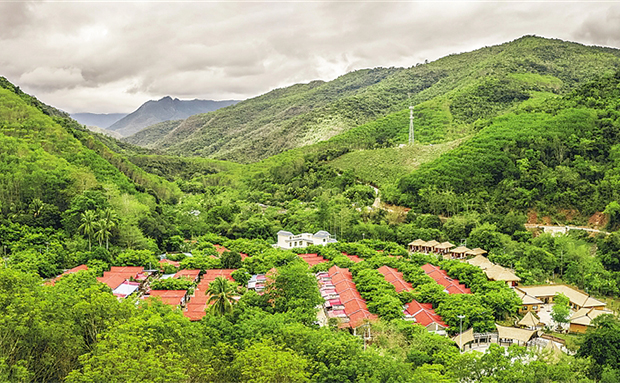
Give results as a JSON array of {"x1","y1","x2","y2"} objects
[
  {"x1": 233, "y1": 339, "x2": 310, "y2": 383},
  {"x1": 150, "y1": 277, "x2": 194, "y2": 291},
  {"x1": 577, "y1": 314, "x2": 620, "y2": 379},
  {"x1": 115, "y1": 249, "x2": 158, "y2": 268},
  {"x1": 207, "y1": 276, "x2": 236, "y2": 316}
]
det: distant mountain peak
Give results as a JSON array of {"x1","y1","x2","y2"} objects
[{"x1": 108, "y1": 97, "x2": 240, "y2": 137}]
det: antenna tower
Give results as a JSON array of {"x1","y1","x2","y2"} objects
[{"x1": 408, "y1": 104, "x2": 414, "y2": 145}]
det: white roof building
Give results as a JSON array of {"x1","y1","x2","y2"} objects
[{"x1": 273, "y1": 230, "x2": 337, "y2": 249}]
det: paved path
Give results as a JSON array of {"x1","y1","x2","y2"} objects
[{"x1": 525, "y1": 224, "x2": 609, "y2": 235}]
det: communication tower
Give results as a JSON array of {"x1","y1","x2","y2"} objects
[{"x1": 408, "y1": 105, "x2": 414, "y2": 145}]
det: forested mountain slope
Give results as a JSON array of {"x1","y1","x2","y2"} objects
[
  {"x1": 132, "y1": 36, "x2": 620, "y2": 163},
  {"x1": 0, "y1": 77, "x2": 181, "y2": 272},
  {"x1": 397, "y1": 71, "x2": 620, "y2": 220}
]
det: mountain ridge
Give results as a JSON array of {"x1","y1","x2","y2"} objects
[
  {"x1": 110, "y1": 96, "x2": 239, "y2": 137},
  {"x1": 125, "y1": 36, "x2": 620, "y2": 163}
]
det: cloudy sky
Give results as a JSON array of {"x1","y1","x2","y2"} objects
[{"x1": 1, "y1": 1, "x2": 619, "y2": 113}]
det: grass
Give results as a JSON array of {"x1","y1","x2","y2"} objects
[{"x1": 327, "y1": 138, "x2": 467, "y2": 187}]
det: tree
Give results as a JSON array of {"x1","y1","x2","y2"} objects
[
  {"x1": 221, "y1": 251, "x2": 242, "y2": 269},
  {"x1": 551, "y1": 293, "x2": 570, "y2": 327},
  {"x1": 78, "y1": 210, "x2": 97, "y2": 251},
  {"x1": 95, "y1": 208, "x2": 118, "y2": 250},
  {"x1": 207, "y1": 276, "x2": 236, "y2": 316},
  {"x1": 577, "y1": 314, "x2": 620, "y2": 379},
  {"x1": 233, "y1": 339, "x2": 310, "y2": 383}
]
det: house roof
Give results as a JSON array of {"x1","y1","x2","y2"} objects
[
  {"x1": 451, "y1": 246, "x2": 471, "y2": 254},
  {"x1": 174, "y1": 269, "x2": 200, "y2": 280},
  {"x1": 338, "y1": 288, "x2": 363, "y2": 303},
  {"x1": 495, "y1": 324, "x2": 537, "y2": 343},
  {"x1": 404, "y1": 300, "x2": 433, "y2": 316},
  {"x1": 518, "y1": 311, "x2": 541, "y2": 328},
  {"x1": 277, "y1": 230, "x2": 294, "y2": 236},
  {"x1": 445, "y1": 284, "x2": 471, "y2": 294},
  {"x1": 516, "y1": 285, "x2": 606, "y2": 308},
  {"x1": 377, "y1": 265, "x2": 413, "y2": 292},
  {"x1": 465, "y1": 255, "x2": 494, "y2": 270},
  {"x1": 470, "y1": 248, "x2": 487, "y2": 255},
  {"x1": 97, "y1": 274, "x2": 127, "y2": 290},
  {"x1": 214, "y1": 244, "x2": 229, "y2": 254},
  {"x1": 414, "y1": 310, "x2": 448, "y2": 328},
  {"x1": 485, "y1": 264, "x2": 521, "y2": 282},
  {"x1": 347, "y1": 309, "x2": 378, "y2": 328},
  {"x1": 425, "y1": 240, "x2": 440, "y2": 247},
  {"x1": 346, "y1": 254, "x2": 363, "y2": 263},
  {"x1": 183, "y1": 311, "x2": 206, "y2": 321},
  {"x1": 408, "y1": 239, "x2": 428, "y2": 246},
  {"x1": 421, "y1": 263, "x2": 441, "y2": 274},
  {"x1": 569, "y1": 308, "x2": 613, "y2": 326},
  {"x1": 435, "y1": 242, "x2": 455, "y2": 250},
  {"x1": 110, "y1": 266, "x2": 144, "y2": 274},
  {"x1": 112, "y1": 281, "x2": 140, "y2": 297},
  {"x1": 201, "y1": 269, "x2": 236, "y2": 283},
  {"x1": 314, "y1": 230, "x2": 332, "y2": 238},
  {"x1": 518, "y1": 291, "x2": 543, "y2": 305},
  {"x1": 148, "y1": 290, "x2": 187, "y2": 306}
]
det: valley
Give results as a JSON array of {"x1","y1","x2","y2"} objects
[{"x1": 1, "y1": 36, "x2": 620, "y2": 382}]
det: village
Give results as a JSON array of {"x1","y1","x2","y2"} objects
[{"x1": 48, "y1": 229, "x2": 615, "y2": 357}]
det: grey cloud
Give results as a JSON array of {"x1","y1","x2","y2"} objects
[{"x1": 1, "y1": 1, "x2": 619, "y2": 113}]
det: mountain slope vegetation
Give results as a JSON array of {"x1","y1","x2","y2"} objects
[{"x1": 134, "y1": 36, "x2": 620, "y2": 163}]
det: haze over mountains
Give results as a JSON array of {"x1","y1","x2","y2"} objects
[
  {"x1": 70, "y1": 113, "x2": 128, "y2": 129},
  {"x1": 107, "y1": 96, "x2": 239, "y2": 138}
]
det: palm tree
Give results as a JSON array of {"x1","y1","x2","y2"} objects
[
  {"x1": 207, "y1": 277, "x2": 235, "y2": 316},
  {"x1": 95, "y1": 208, "x2": 118, "y2": 250},
  {"x1": 79, "y1": 210, "x2": 97, "y2": 251}
]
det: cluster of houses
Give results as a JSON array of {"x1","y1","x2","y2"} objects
[
  {"x1": 408, "y1": 239, "x2": 487, "y2": 260},
  {"x1": 47, "y1": 232, "x2": 614, "y2": 339},
  {"x1": 514, "y1": 284, "x2": 611, "y2": 333},
  {"x1": 317, "y1": 266, "x2": 378, "y2": 329},
  {"x1": 465, "y1": 255, "x2": 521, "y2": 286},
  {"x1": 97, "y1": 266, "x2": 149, "y2": 298},
  {"x1": 377, "y1": 265, "x2": 448, "y2": 333}
]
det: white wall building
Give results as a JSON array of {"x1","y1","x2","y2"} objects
[{"x1": 274, "y1": 230, "x2": 337, "y2": 249}]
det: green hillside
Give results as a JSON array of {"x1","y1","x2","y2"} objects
[
  {"x1": 0, "y1": 77, "x2": 182, "y2": 273},
  {"x1": 122, "y1": 119, "x2": 183, "y2": 148},
  {"x1": 398, "y1": 70, "x2": 620, "y2": 220},
  {"x1": 128, "y1": 36, "x2": 620, "y2": 163}
]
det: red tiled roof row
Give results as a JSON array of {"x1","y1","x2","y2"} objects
[
  {"x1": 97, "y1": 266, "x2": 145, "y2": 290},
  {"x1": 377, "y1": 265, "x2": 413, "y2": 292},
  {"x1": 341, "y1": 252, "x2": 364, "y2": 263},
  {"x1": 404, "y1": 299, "x2": 447, "y2": 328},
  {"x1": 327, "y1": 265, "x2": 377, "y2": 328},
  {"x1": 422, "y1": 263, "x2": 471, "y2": 294},
  {"x1": 184, "y1": 269, "x2": 237, "y2": 321},
  {"x1": 47, "y1": 264, "x2": 89, "y2": 285},
  {"x1": 174, "y1": 269, "x2": 200, "y2": 281},
  {"x1": 148, "y1": 290, "x2": 187, "y2": 306},
  {"x1": 298, "y1": 253, "x2": 327, "y2": 266}
]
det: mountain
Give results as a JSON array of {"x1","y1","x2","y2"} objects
[
  {"x1": 0, "y1": 76, "x2": 181, "y2": 247},
  {"x1": 123, "y1": 120, "x2": 183, "y2": 148},
  {"x1": 131, "y1": 36, "x2": 620, "y2": 164},
  {"x1": 109, "y1": 96, "x2": 239, "y2": 137},
  {"x1": 70, "y1": 112, "x2": 127, "y2": 129}
]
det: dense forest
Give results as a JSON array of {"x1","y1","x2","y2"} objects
[{"x1": 2, "y1": 36, "x2": 620, "y2": 382}]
